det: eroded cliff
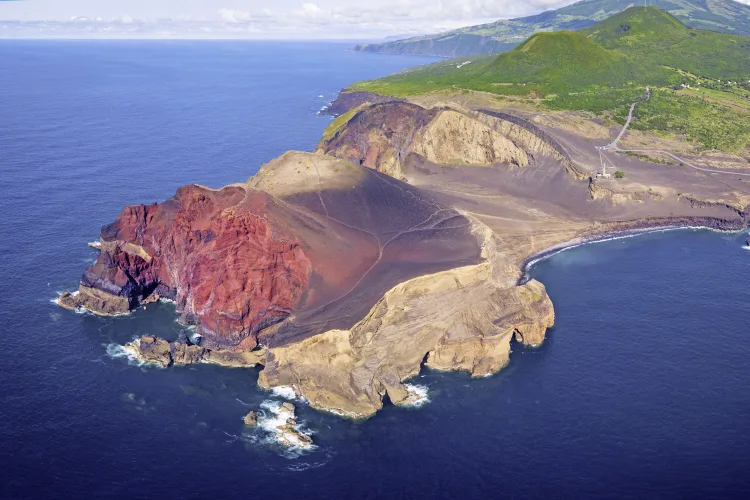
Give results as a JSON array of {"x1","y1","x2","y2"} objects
[
  {"x1": 258, "y1": 220, "x2": 554, "y2": 417},
  {"x1": 61, "y1": 185, "x2": 313, "y2": 350},
  {"x1": 318, "y1": 101, "x2": 587, "y2": 180}
]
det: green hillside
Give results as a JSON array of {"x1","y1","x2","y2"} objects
[
  {"x1": 351, "y1": 8, "x2": 750, "y2": 151},
  {"x1": 354, "y1": 0, "x2": 750, "y2": 58},
  {"x1": 581, "y1": 7, "x2": 750, "y2": 79}
]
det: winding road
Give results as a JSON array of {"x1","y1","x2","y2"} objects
[{"x1": 598, "y1": 89, "x2": 750, "y2": 178}]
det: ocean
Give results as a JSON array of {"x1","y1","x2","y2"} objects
[{"x1": 1, "y1": 40, "x2": 750, "y2": 499}]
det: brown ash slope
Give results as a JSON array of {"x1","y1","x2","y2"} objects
[
  {"x1": 263, "y1": 100, "x2": 748, "y2": 418},
  {"x1": 319, "y1": 99, "x2": 749, "y2": 290},
  {"x1": 61, "y1": 152, "x2": 481, "y2": 353},
  {"x1": 248, "y1": 152, "x2": 483, "y2": 348}
]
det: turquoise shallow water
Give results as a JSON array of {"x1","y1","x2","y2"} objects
[{"x1": 2, "y1": 41, "x2": 750, "y2": 499}]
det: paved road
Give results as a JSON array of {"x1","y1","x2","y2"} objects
[{"x1": 605, "y1": 103, "x2": 637, "y2": 150}]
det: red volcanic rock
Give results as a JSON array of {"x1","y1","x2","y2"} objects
[
  {"x1": 78, "y1": 185, "x2": 312, "y2": 350},
  {"x1": 66, "y1": 151, "x2": 481, "y2": 352}
]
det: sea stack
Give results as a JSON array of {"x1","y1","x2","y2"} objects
[{"x1": 243, "y1": 411, "x2": 258, "y2": 427}]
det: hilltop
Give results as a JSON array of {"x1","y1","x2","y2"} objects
[
  {"x1": 348, "y1": 7, "x2": 750, "y2": 151},
  {"x1": 354, "y1": 0, "x2": 750, "y2": 57}
]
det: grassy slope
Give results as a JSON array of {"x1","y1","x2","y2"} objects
[
  {"x1": 355, "y1": 0, "x2": 750, "y2": 58},
  {"x1": 582, "y1": 6, "x2": 750, "y2": 79},
  {"x1": 352, "y1": 7, "x2": 750, "y2": 151}
]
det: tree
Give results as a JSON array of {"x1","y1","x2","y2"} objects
[{"x1": 615, "y1": 170, "x2": 625, "y2": 179}]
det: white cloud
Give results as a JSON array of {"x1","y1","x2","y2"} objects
[
  {"x1": 4, "y1": 0, "x2": 750, "y2": 39},
  {"x1": 210, "y1": 0, "x2": 574, "y2": 36},
  {"x1": 300, "y1": 3, "x2": 322, "y2": 17},
  {"x1": 218, "y1": 8, "x2": 252, "y2": 23},
  {"x1": 206, "y1": 0, "x2": 750, "y2": 38}
]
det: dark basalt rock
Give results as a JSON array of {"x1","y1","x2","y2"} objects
[
  {"x1": 136, "y1": 336, "x2": 172, "y2": 367},
  {"x1": 320, "y1": 90, "x2": 400, "y2": 116},
  {"x1": 171, "y1": 341, "x2": 206, "y2": 366},
  {"x1": 176, "y1": 329, "x2": 192, "y2": 346}
]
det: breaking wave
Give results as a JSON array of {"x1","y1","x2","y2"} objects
[
  {"x1": 402, "y1": 383, "x2": 430, "y2": 408},
  {"x1": 270, "y1": 385, "x2": 298, "y2": 400},
  {"x1": 50, "y1": 291, "x2": 88, "y2": 315},
  {"x1": 105, "y1": 342, "x2": 162, "y2": 368},
  {"x1": 52, "y1": 290, "x2": 131, "y2": 317},
  {"x1": 251, "y1": 400, "x2": 316, "y2": 457}
]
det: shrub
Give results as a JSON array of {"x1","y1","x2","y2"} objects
[{"x1": 615, "y1": 170, "x2": 625, "y2": 178}]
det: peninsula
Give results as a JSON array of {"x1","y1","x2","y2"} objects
[{"x1": 60, "y1": 8, "x2": 749, "y2": 419}]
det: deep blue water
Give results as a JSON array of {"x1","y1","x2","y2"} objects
[{"x1": 2, "y1": 41, "x2": 750, "y2": 499}]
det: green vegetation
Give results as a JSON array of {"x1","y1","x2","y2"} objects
[
  {"x1": 321, "y1": 105, "x2": 363, "y2": 141},
  {"x1": 615, "y1": 171, "x2": 625, "y2": 179},
  {"x1": 678, "y1": 87, "x2": 750, "y2": 112},
  {"x1": 624, "y1": 151, "x2": 674, "y2": 165},
  {"x1": 581, "y1": 8, "x2": 750, "y2": 80},
  {"x1": 355, "y1": 0, "x2": 750, "y2": 58},
  {"x1": 351, "y1": 7, "x2": 750, "y2": 151},
  {"x1": 631, "y1": 90, "x2": 750, "y2": 151}
]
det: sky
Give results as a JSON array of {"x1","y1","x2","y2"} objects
[
  {"x1": 0, "y1": 0, "x2": 587, "y2": 38},
  {"x1": 1, "y1": 0, "x2": 750, "y2": 39}
]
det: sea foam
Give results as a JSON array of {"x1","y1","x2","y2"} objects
[
  {"x1": 255, "y1": 400, "x2": 316, "y2": 456},
  {"x1": 105, "y1": 342, "x2": 162, "y2": 368},
  {"x1": 51, "y1": 291, "x2": 89, "y2": 315},
  {"x1": 401, "y1": 383, "x2": 430, "y2": 408},
  {"x1": 270, "y1": 385, "x2": 298, "y2": 400},
  {"x1": 285, "y1": 450, "x2": 335, "y2": 472}
]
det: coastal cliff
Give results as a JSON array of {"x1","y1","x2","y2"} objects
[
  {"x1": 60, "y1": 184, "x2": 313, "y2": 350},
  {"x1": 258, "y1": 221, "x2": 555, "y2": 417},
  {"x1": 62, "y1": 100, "x2": 749, "y2": 418},
  {"x1": 318, "y1": 101, "x2": 585, "y2": 180}
]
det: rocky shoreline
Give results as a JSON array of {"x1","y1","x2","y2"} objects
[
  {"x1": 59, "y1": 97, "x2": 750, "y2": 419},
  {"x1": 122, "y1": 332, "x2": 263, "y2": 369},
  {"x1": 318, "y1": 89, "x2": 399, "y2": 116}
]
